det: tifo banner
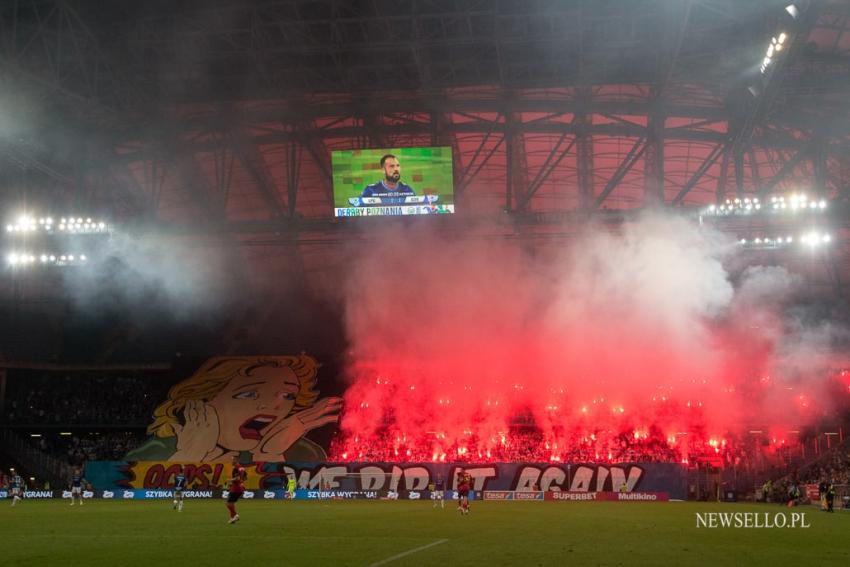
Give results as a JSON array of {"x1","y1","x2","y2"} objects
[
  {"x1": 85, "y1": 461, "x2": 687, "y2": 499},
  {"x1": 125, "y1": 354, "x2": 341, "y2": 463}
]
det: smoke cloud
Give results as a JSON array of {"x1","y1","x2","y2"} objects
[{"x1": 334, "y1": 211, "x2": 848, "y2": 461}]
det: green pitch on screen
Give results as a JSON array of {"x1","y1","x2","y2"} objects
[{"x1": 332, "y1": 147, "x2": 454, "y2": 208}]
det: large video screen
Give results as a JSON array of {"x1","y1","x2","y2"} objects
[{"x1": 332, "y1": 147, "x2": 455, "y2": 217}]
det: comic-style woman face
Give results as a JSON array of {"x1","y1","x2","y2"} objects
[{"x1": 208, "y1": 366, "x2": 300, "y2": 452}]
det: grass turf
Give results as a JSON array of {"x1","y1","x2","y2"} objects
[{"x1": 1, "y1": 499, "x2": 847, "y2": 566}]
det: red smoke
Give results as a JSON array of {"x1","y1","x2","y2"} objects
[{"x1": 330, "y1": 214, "x2": 848, "y2": 464}]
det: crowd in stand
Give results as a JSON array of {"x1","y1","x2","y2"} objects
[
  {"x1": 4, "y1": 372, "x2": 165, "y2": 425},
  {"x1": 774, "y1": 442, "x2": 850, "y2": 493},
  {"x1": 765, "y1": 440, "x2": 850, "y2": 508},
  {"x1": 794, "y1": 446, "x2": 850, "y2": 486},
  {"x1": 29, "y1": 431, "x2": 147, "y2": 466},
  {"x1": 329, "y1": 428, "x2": 758, "y2": 466}
]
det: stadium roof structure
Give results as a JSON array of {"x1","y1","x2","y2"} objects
[{"x1": 1, "y1": 0, "x2": 849, "y2": 298}]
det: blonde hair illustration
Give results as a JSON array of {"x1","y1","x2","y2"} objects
[{"x1": 148, "y1": 354, "x2": 321, "y2": 438}]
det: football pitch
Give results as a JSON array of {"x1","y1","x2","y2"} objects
[{"x1": 1, "y1": 500, "x2": 847, "y2": 566}]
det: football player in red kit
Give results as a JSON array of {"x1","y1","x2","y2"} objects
[
  {"x1": 456, "y1": 470, "x2": 471, "y2": 515},
  {"x1": 226, "y1": 456, "x2": 247, "y2": 524}
]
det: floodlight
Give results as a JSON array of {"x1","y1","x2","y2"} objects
[{"x1": 785, "y1": 5, "x2": 798, "y2": 19}]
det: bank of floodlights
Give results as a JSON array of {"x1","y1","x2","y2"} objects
[
  {"x1": 704, "y1": 197, "x2": 761, "y2": 216},
  {"x1": 760, "y1": 32, "x2": 787, "y2": 74},
  {"x1": 738, "y1": 232, "x2": 831, "y2": 250},
  {"x1": 5, "y1": 215, "x2": 108, "y2": 235},
  {"x1": 3, "y1": 211, "x2": 109, "y2": 270},
  {"x1": 769, "y1": 194, "x2": 827, "y2": 212},
  {"x1": 703, "y1": 193, "x2": 827, "y2": 217},
  {"x1": 6, "y1": 252, "x2": 87, "y2": 267}
]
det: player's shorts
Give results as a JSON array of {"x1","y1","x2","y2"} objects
[
  {"x1": 227, "y1": 489, "x2": 243, "y2": 503},
  {"x1": 174, "y1": 488, "x2": 184, "y2": 496},
  {"x1": 458, "y1": 487, "x2": 470, "y2": 497},
  {"x1": 434, "y1": 490, "x2": 444, "y2": 499},
  {"x1": 71, "y1": 486, "x2": 82, "y2": 495},
  {"x1": 11, "y1": 487, "x2": 21, "y2": 496}
]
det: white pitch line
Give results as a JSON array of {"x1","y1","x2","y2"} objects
[{"x1": 366, "y1": 538, "x2": 449, "y2": 567}]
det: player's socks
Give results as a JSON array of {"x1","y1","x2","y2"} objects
[{"x1": 178, "y1": 501, "x2": 183, "y2": 511}]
